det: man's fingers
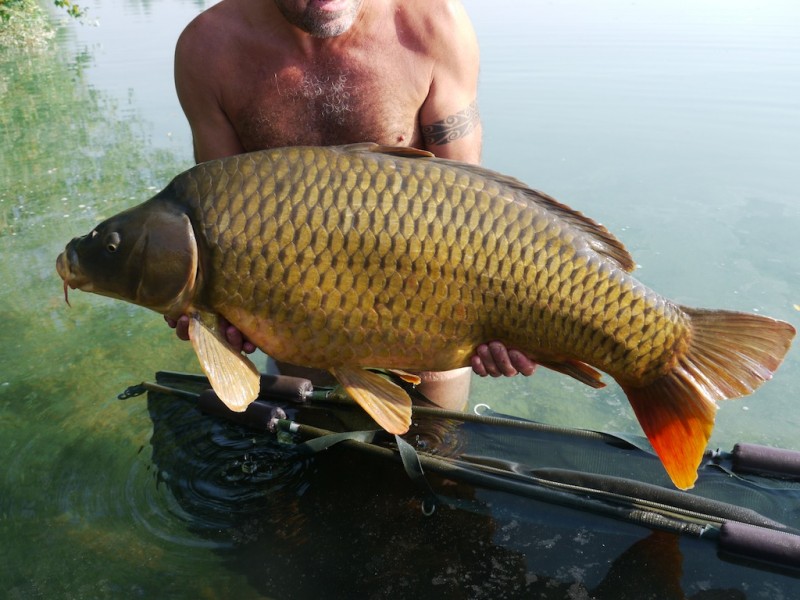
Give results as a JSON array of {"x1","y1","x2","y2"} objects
[
  {"x1": 487, "y1": 341, "x2": 517, "y2": 377},
  {"x1": 175, "y1": 315, "x2": 190, "y2": 341},
  {"x1": 472, "y1": 342, "x2": 538, "y2": 377},
  {"x1": 223, "y1": 323, "x2": 257, "y2": 354},
  {"x1": 473, "y1": 343, "x2": 506, "y2": 377},
  {"x1": 226, "y1": 324, "x2": 246, "y2": 353},
  {"x1": 166, "y1": 313, "x2": 255, "y2": 353},
  {"x1": 164, "y1": 314, "x2": 190, "y2": 341},
  {"x1": 471, "y1": 353, "x2": 489, "y2": 377},
  {"x1": 218, "y1": 316, "x2": 256, "y2": 354},
  {"x1": 508, "y1": 350, "x2": 537, "y2": 376}
]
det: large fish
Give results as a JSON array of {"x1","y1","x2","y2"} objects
[{"x1": 57, "y1": 143, "x2": 795, "y2": 489}]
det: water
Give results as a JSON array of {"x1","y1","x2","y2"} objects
[
  {"x1": 472, "y1": 0, "x2": 800, "y2": 447},
  {"x1": 1, "y1": 0, "x2": 799, "y2": 597}
]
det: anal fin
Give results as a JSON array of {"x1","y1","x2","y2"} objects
[
  {"x1": 188, "y1": 312, "x2": 260, "y2": 412},
  {"x1": 386, "y1": 369, "x2": 423, "y2": 386},
  {"x1": 537, "y1": 358, "x2": 606, "y2": 389},
  {"x1": 330, "y1": 367, "x2": 413, "y2": 434}
]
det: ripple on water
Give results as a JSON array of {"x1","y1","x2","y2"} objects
[
  {"x1": 138, "y1": 387, "x2": 314, "y2": 548},
  {"x1": 4, "y1": 382, "x2": 315, "y2": 559}
]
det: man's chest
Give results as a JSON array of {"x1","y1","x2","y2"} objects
[{"x1": 228, "y1": 58, "x2": 428, "y2": 150}]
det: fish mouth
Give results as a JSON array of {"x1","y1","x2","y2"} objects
[{"x1": 56, "y1": 246, "x2": 89, "y2": 306}]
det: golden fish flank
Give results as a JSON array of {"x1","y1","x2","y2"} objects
[
  {"x1": 56, "y1": 143, "x2": 795, "y2": 490},
  {"x1": 186, "y1": 147, "x2": 683, "y2": 382}
]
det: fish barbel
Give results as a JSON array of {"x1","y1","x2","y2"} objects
[{"x1": 56, "y1": 143, "x2": 795, "y2": 489}]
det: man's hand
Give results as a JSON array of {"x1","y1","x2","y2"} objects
[
  {"x1": 164, "y1": 315, "x2": 257, "y2": 354},
  {"x1": 472, "y1": 341, "x2": 537, "y2": 377}
]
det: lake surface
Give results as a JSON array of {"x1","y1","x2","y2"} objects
[{"x1": 1, "y1": 0, "x2": 799, "y2": 597}]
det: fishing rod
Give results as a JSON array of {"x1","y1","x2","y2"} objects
[{"x1": 119, "y1": 371, "x2": 800, "y2": 574}]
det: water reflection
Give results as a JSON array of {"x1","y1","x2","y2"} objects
[{"x1": 2, "y1": 0, "x2": 800, "y2": 596}]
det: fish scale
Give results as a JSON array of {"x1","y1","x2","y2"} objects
[
  {"x1": 180, "y1": 146, "x2": 679, "y2": 382},
  {"x1": 57, "y1": 143, "x2": 795, "y2": 489}
]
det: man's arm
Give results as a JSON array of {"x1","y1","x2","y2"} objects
[
  {"x1": 174, "y1": 15, "x2": 246, "y2": 163},
  {"x1": 418, "y1": 1, "x2": 482, "y2": 163}
]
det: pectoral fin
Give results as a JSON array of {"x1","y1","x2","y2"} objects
[
  {"x1": 188, "y1": 312, "x2": 260, "y2": 412},
  {"x1": 330, "y1": 367, "x2": 413, "y2": 434}
]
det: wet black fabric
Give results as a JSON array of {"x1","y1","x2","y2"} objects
[{"x1": 143, "y1": 372, "x2": 800, "y2": 598}]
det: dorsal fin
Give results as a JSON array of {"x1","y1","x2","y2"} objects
[
  {"x1": 339, "y1": 142, "x2": 436, "y2": 159},
  {"x1": 339, "y1": 143, "x2": 635, "y2": 272},
  {"x1": 514, "y1": 185, "x2": 636, "y2": 272},
  {"x1": 450, "y1": 162, "x2": 635, "y2": 272}
]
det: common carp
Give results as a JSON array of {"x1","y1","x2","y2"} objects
[{"x1": 56, "y1": 143, "x2": 795, "y2": 489}]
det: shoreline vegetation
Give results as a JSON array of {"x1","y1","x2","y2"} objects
[{"x1": 0, "y1": 0, "x2": 83, "y2": 49}]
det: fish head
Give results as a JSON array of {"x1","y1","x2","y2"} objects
[{"x1": 56, "y1": 198, "x2": 199, "y2": 317}]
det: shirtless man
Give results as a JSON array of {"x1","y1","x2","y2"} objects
[{"x1": 169, "y1": 0, "x2": 536, "y2": 408}]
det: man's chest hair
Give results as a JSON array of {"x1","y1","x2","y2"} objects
[{"x1": 234, "y1": 61, "x2": 423, "y2": 149}]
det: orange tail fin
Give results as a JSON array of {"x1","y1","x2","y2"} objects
[{"x1": 621, "y1": 308, "x2": 795, "y2": 490}]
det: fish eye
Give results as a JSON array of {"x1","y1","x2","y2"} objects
[{"x1": 105, "y1": 232, "x2": 121, "y2": 253}]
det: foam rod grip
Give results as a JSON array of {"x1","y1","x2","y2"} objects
[
  {"x1": 719, "y1": 521, "x2": 800, "y2": 570},
  {"x1": 259, "y1": 374, "x2": 313, "y2": 403},
  {"x1": 731, "y1": 443, "x2": 800, "y2": 479},
  {"x1": 198, "y1": 389, "x2": 281, "y2": 430}
]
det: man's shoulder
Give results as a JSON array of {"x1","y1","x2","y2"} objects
[
  {"x1": 392, "y1": 0, "x2": 465, "y2": 18},
  {"x1": 390, "y1": 0, "x2": 475, "y2": 54},
  {"x1": 177, "y1": 0, "x2": 255, "y2": 50}
]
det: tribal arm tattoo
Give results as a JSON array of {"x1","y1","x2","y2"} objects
[{"x1": 422, "y1": 101, "x2": 480, "y2": 146}]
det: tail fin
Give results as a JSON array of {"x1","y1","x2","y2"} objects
[{"x1": 621, "y1": 308, "x2": 795, "y2": 490}]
